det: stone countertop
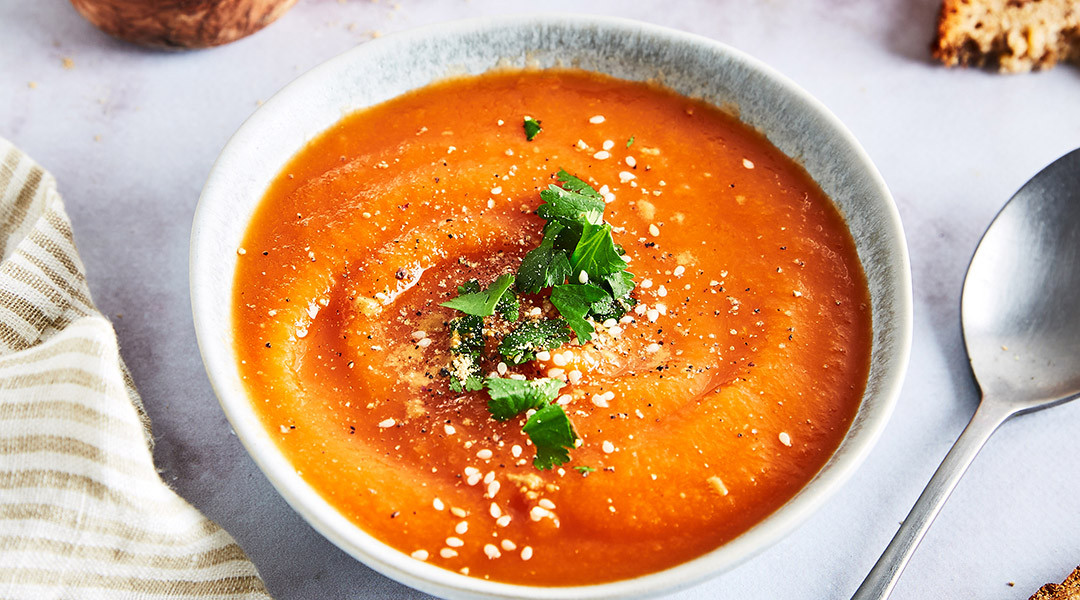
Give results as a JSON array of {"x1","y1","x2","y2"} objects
[{"x1": 2, "y1": 1, "x2": 1079, "y2": 598}]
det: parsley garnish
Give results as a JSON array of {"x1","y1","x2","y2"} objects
[
  {"x1": 523, "y1": 403, "x2": 579, "y2": 470},
  {"x1": 523, "y1": 116, "x2": 542, "y2": 141},
  {"x1": 485, "y1": 376, "x2": 564, "y2": 420},
  {"x1": 438, "y1": 168, "x2": 636, "y2": 469},
  {"x1": 574, "y1": 465, "x2": 596, "y2": 475},
  {"x1": 626, "y1": 135, "x2": 635, "y2": 148},
  {"x1": 440, "y1": 273, "x2": 515, "y2": 317},
  {"x1": 549, "y1": 283, "x2": 607, "y2": 343},
  {"x1": 498, "y1": 318, "x2": 571, "y2": 365}
]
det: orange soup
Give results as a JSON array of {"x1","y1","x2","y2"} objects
[{"x1": 233, "y1": 70, "x2": 871, "y2": 585}]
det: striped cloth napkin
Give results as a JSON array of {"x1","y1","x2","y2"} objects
[{"x1": 0, "y1": 137, "x2": 270, "y2": 599}]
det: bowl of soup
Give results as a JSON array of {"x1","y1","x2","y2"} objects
[{"x1": 191, "y1": 14, "x2": 912, "y2": 599}]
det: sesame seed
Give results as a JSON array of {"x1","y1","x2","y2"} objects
[
  {"x1": 496, "y1": 362, "x2": 508, "y2": 375},
  {"x1": 491, "y1": 186, "x2": 502, "y2": 195},
  {"x1": 593, "y1": 150, "x2": 611, "y2": 160},
  {"x1": 641, "y1": 279, "x2": 653, "y2": 289},
  {"x1": 779, "y1": 432, "x2": 792, "y2": 446},
  {"x1": 673, "y1": 265, "x2": 685, "y2": 276},
  {"x1": 743, "y1": 158, "x2": 755, "y2": 169},
  {"x1": 578, "y1": 270, "x2": 589, "y2": 284},
  {"x1": 446, "y1": 537, "x2": 464, "y2": 548},
  {"x1": 417, "y1": 338, "x2": 432, "y2": 348},
  {"x1": 557, "y1": 394, "x2": 572, "y2": 405},
  {"x1": 657, "y1": 285, "x2": 668, "y2": 297},
  {"x1": 601, "y1": 140, "x2": 614, "y2": 151},
  {"x1": 411, "y1": 330, "x2": 427, "y2": 340},
  {"x1": 619, "y1": 171, "x2": 636, "y2": 183},
  {"x1": 440, "y1": 548, "x2": 458, "y2": 559},
  {"x1": 484, "y1": 544, "x2": 502, "y2": 559},
  {"x1": 476, "y1": 448, "x2": 493, "y2": 460},
  {"x1": 530, "y1": 506, "x2": 551, "y2": 521},
  {"x1": 538, "y1": 498, "x2": 556, "y2": 510},
  {"x1": 451, "y1": 507, "x2": 467, "y2": 518},
  {"x1": 521, "y1": 546, "x2": 534, "y2": 560},
  {"x1": 547, "y1": 368, "x2": 565, "y2": 378},
  {"x1": 490, "y1": 503, "x2": 502, "y2": 518},
  {"x1": 589, "y1": 115, "x2": 606, "y2": 124},
  {"x1": 501, "y1": 539, "x2": 517, "y2": 551},
  {"x1": 602, "y1": 318, "x2": 618, "y2": 328},
  {"x1": 528, "y1": 307, "x2": 542, "y2": 317},
  {"x1": 411, "y1": 549, "x2": 429, "y2": 560},
  {"x1": 625, "y1": 156, "x2": 637, "y2": 167},
  {"x1": 444, "y1": 424, "x2": 456, "y2": 435},
  {"x1": 592, "y1": 394, "x2": 609, "y2": 408},
  {"x1": 710, "y1": 280, "x2": 720, "y2": 286},
  {"x1": 487, "y1": 481, "x2": 501, "y2": 499},
  {"x1": 793, "y1": 290, "x2": 802, "y2": 297},
  {"x1": 236, "y1": 247, "x2": 247, "y2": 255},
  {"x1": 496, "y1": 515, "x2": 512, "y2": 527},
  {"x1": 378, "y1": 418, "x2": 395, "y2": 428},
  {"x1": 568, "y1": 370, "x2": 582, "y2": 384},
  {"x1": 646, "y1": 343, "x2": 660, "y2": 353},
  {"x1": 576, "y1": 139, "x2": 589, "y2": 150},
  {"x1": 648, "y1": 223, "x2": 660, "y2": 237},
  {"x1": 464, "y1": 466, "x2": 480, "y2": 476},
  {"x1": 647, "y1": 309, "x2": 659, "y2": 322},
  {"x1": 536, "y1": 351, "x2": 551, "y2": 361},
  {"x1": 602, "y1": 440, "x2": 616, "y2": 453},
  {"x1": 455, "y1": 521, "x2": 468, "y2": 534},
  {"x1": 511, "y1": 444, "x2": 522, "y2": 458},
  {"x1": 655, "y1": 303, "x2": 668, "y2": 315},
  {"x1": 467, "y1": 473, "x2": 482, "y2": 486},
  {"x1": 484, "y1": 471, "x2": 495, "y2": 484},
  {"x1": 552, "y1": 353, "x2": 568, "y2": 367},
  {"x1": 433, "y1": 498, "x2": 445, "y2": 511}
]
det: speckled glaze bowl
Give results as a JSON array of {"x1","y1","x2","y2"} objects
[{"x1": 191, "y1": 15, "x2": 912, "y2": 599}]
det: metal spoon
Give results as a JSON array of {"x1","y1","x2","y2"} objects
[{"x1": 852, "y1": 148, "x2": 1080, "y2": 599}]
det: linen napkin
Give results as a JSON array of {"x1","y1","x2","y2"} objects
[{"x1": 0, "y1": 137, "x2": 270, "y2": 599}]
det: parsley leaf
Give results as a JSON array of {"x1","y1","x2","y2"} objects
[
  {"x1": 523, "y1": 116, "x2": 542, "y2": 141},
  {"x1": 603, "y1": 270, "x2": 636, "y2": 300},
  {"x1": 516, "y1": 237, "x2": 572, "y2": 294},
  {"x1": 496, "y1": 290, "x2": 520, "y2": 322},
  {"x1": 550, "y1": 283, "x2": 608, "y2": 343},
  {"x1": 440, "y1": 273, "x2": 515, "y2": 317},
  {"x1": 570, "y1": 223, "x2": 628, "y2": 282},
  {"x1": 626, "y1": 135, "x2": 635, "y2": 148},
  {"x1": 498, "y1": 318, "x2": 571, "y2": 365},
  {"x1": 523, "y1": 403, "x2": 578, "y2": 470},
  {"x1": 555, "y1": 169, "x2": 601, "y2": 199},
  {"x1": 485, "y1": 376, "x2": 565, "y2": 420},
  {"x1": 537, "y1": 184, "x2": 605, "y2": 226},
  {"x1": 446, "y1": 314, "x2": 484, "y2": 392}
]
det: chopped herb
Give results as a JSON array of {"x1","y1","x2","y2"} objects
[
  {"x1": 603, "y1": 270, "x2": 636, "y2": 300},
  {"x1": 484, "y1": 376, "x2": 564, "y2": 420},
  {"x1": 626, "y1": 135, "x2": 635, "y2": 148},
  {"x1": 550, "y1": 283, "x2": 608, "y2": 343},
  {"x1": 498, "y1": 318, "x2": 571, "y2": 364},
  {"x1": 447, "y1": 314, "x2": 484, "y2": 392},
  {"x1": 570, "y1": 223, "x2": 628, "y2": 282},
  {"x1": 574, "y1": 465, "x2": 596, "y2": 475},
  {"x1": 523, "y1": 403, "x2": 578, "y2": 470},
  {"x1": 496, "y1": 289, "x2": 520, "y2": 322},
  {"x1": 516, "y1": 235, "x2": 573, "y2": 294},
  {"x1": 440, "y1": 273, "x2": 515, "y2": 317},
  {"x1": 537, "y1": 174, "x2": 605, "y2": 225},
  {"x1": 523, "y1": 116, "x2": 542, "y2": 141}
]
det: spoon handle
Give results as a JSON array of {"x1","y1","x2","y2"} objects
[{"x1": 851, "y1": 399, "x2": 1014, "y2": 600}]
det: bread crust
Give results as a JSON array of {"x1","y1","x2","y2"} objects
[
  {"x1": 1029, "y1": 565, "x2": 1080, "y2": 600},
  {"x1": 932, "y1": 0, "x2": 1080, "y2": 73}
]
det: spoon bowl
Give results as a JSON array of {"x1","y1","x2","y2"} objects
[
  {"x1": 853, "y1": 147, "x2": 1080, "y2": 599},
  {"x1": 963, "y1": 147, "x2": 1080, "y2": 409}
]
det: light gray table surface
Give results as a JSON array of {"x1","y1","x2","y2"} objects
[{"x1": 3, "y1": 1, "x2": 1079, "y2": 599}]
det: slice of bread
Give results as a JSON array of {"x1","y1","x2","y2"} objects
[
  {"x1": 1029, "y1": 565, "x2": 1080, "y2": 600},
  {"x1": 933, "y1": 0, "x2": 1080, "y2": 72}
]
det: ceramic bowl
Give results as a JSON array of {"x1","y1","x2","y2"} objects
[{"x1": 191, "y1": 14, "x2": 912, "y2": 599}]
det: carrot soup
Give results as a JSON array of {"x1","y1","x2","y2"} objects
[{"x1": 232, "y1": 69, "x2": 872, "y2": 585}]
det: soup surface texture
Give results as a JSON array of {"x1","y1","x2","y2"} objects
[{"x1": 233, "y1": 69, "x2": 872, "y2": 585}]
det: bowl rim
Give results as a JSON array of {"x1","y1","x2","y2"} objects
[{"x1": 191, "y1": 13, "x2": 913, "y2": 599}]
